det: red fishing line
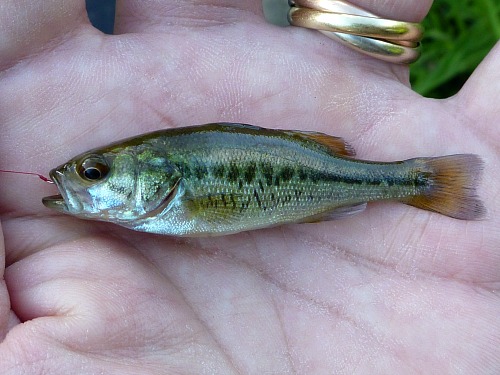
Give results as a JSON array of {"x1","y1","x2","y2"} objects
[{"x1": 0, "y1": 169, "x2": 53, "y2": 183}]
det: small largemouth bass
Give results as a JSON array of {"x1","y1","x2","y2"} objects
[{"x1": 43, "y1": 123, "x2": 485, "y2": 236}]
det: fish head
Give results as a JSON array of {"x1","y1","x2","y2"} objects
[{"x1": 43, "y1": 145, "x2": 182, "y2": 222}]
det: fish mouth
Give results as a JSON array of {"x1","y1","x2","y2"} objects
[
  {"x1": 42, "y1": 169, "x2": 68, "y2": 212},
  {"x1": 42, "y1": 194, "x2": 67, "y2": 211}
]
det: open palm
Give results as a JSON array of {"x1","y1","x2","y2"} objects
[{"x1": 1, "y1": 0, "x2": 499, "y2": 373}]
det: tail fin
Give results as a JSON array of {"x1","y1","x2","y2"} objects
[{"x1": 403, "y1": 154, "x2": 486, "y2": 220}]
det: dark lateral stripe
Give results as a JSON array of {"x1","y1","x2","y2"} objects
[
  {"x1": 194, "y1": 164, "x2": 207, "y2": 179},
  {"x1": 253, "y1": 189, "x2": 262, "y2": 208},
  {"x1": 260, "y1": 162, "x2": 274, "y2": 186},
  {"x1": 227, "y1": 163, "x2": 239, "y2": 182},
  {"x1": 213, "y1": 164, "x2": 225, "y2": 179},
  {"x1": 244, "y1": 162, "x2": 257, "y2": 184},
  {"x1": 182, "y1": 159, "x2": 426, "y2": 190},
  {"x1": 307, "y1": 170, "x2": 420, "y2": 187},
  {"x1": 279, "y1": 166, "x2": 294, "y2": 181},
  {"x1": 258, "y1": 179, "x2": 265, "y2": 192}
]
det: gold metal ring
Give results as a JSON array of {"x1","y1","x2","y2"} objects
[
  {"x1": 289, "y1": 8, "x2": 423, "y2": 42},
  {"x1": 323, "y1": 31, "x2": 421, "y2": 64},
  {"x1": 263, "y1": 0, "x2": 424, "y2": 64}
]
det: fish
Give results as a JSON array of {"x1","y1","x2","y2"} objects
[{"x1": 42, "y1": 123, "x2": 485, "y2": 236}]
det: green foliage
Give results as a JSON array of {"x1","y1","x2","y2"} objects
[{"x1": 410, "y1": 0, "x2": 500, "y2": 98}]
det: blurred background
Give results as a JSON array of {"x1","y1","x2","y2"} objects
[{"x1": 86, "y1": 0, "x2": 499, "y2": 98}]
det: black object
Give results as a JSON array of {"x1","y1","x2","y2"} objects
[{"x1": 86, "y1": 0, "x2": 116, "y2": 34}]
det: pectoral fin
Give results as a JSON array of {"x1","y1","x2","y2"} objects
[{"x1": 183, "y1": 192, "x2": 247, "y2": 224}]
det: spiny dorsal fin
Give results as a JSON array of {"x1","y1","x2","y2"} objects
[
  {"x1": 284, "y1": 130, "x2": 356, "y2": 157},
  {"x1": 216, "y1": 123, "x2": 356, "y2": 157}
]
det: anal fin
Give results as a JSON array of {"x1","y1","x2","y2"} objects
[{"x1": 297, "y1": 203, "x2": 367, "y2": 223}]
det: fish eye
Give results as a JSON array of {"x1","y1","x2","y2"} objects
[{"x1": 78, "y1": 156, "x2": 109, "y2": 182}]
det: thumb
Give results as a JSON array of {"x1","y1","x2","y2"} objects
[
  {"x1": 454, "y1": 41, "x2": 500, "y2": 142},
  {"x1": 0, "y1": 224, "x2": 10, "y2": 342},
  {"x1": 0, "y1": 0, "x2": 89, "y2": 68}
]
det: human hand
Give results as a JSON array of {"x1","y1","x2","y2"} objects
[{"x1": 1, "y1": 0, "x2": 499, "y2": 373}]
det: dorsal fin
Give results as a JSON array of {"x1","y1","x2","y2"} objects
[
  {"x1": 284, "y1": 130, "x2": 356, "y2": 157},
  {"x1": 213, "y1": 123, "x2": 356, "y2": 157}
]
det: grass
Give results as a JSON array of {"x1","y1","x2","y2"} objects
[{"x1": 410, "y1": 0, "x2": 500, "y2": 98}]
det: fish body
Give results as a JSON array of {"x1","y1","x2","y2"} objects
[{"x1": 43, "y1": 123, "x2": 485, "y2": 236}]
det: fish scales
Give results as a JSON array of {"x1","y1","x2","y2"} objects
[
  {"x1": 114, "y1": 126, "x2": 424, "y2": 233},
  {"x1": 43, "y1": 123, "x2": 485, "y2": 236}
]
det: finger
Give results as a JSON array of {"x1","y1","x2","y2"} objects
[
  {"x1": 454, "y1": 42, "x2": 500, "y2": 143},
  {"x1": 0, "y1": 0, "x2": 89, "y2": 68},
  {"x1": 0, "y1": 224, "x2": 10, "y2": 342},
  {"x1": 4, "y1": 238, "x2": 236, "y2": 373},
  {"x1": 115, "y1": 0, "x2": 262, "y2": 33},
  {"x1": 115, "y1": 0, "x2": 432, "y2": 33},
  {"x1": 345, "y1": 0, "x2": 432, "y2": 21}
]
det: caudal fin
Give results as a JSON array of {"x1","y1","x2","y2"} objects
[{"x1": 403, "y1": 154, "x2": 486, "y2": 220}]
